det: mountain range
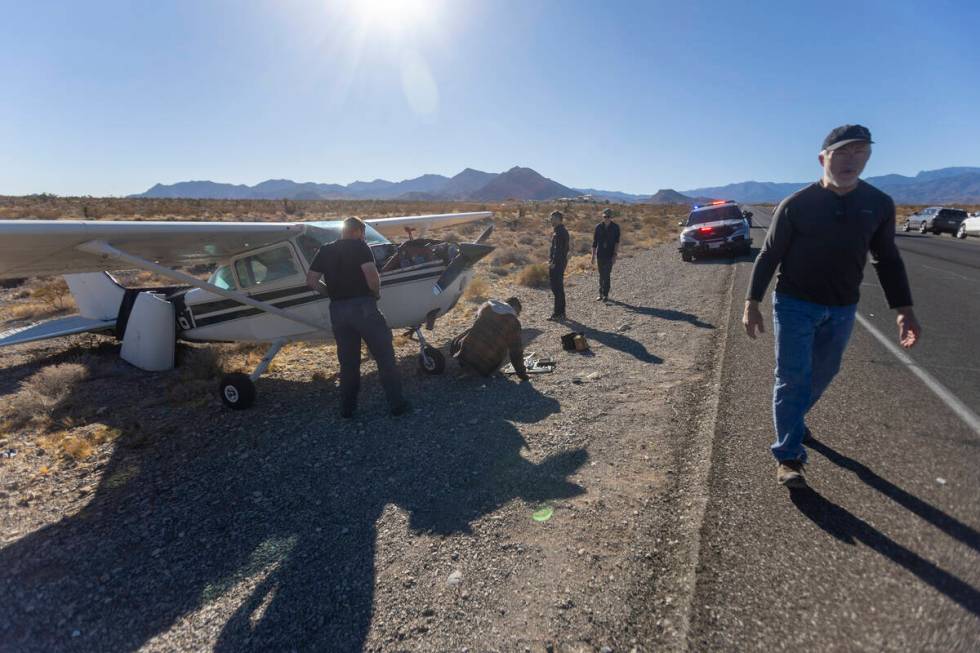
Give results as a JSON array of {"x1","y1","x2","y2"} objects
[{"x1": 132, "y1": 166, "x2": 980, "y2": 205}]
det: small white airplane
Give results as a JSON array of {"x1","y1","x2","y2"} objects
[{"x1": 0, "y1": 212, "x2": 494, "y2": 408}]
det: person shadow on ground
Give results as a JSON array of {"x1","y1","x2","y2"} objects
[
  {"x1": 604, "y1": 300, "x2": 715, "y2": 330},
  {"x1": 0, "y1": 364, "x2": 587, "y2": 652},
  {"x1": 789, "y1": 487, "x2": 980, "y2": 617},
  {"x1": 563, "y1": 318, "x2": 663, "y2": 364},
  {"x1": 806, "y1": 435, "x2": 979, "y2": 555}
]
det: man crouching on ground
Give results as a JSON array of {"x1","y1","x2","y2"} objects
[
  {"x1": 743, "y1": 124, "x2": 921, "y2": 489},
  {"x1": 450, "y1": 297, "x2": 529, "y2": 381}
]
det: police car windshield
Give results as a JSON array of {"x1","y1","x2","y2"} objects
[{"x1": 687, "y1": 205, "x2": 743, "y2": 226}]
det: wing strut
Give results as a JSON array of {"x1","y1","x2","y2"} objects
[{"x1": 76, "y1": 240, "x2": 327, "y2": 332}]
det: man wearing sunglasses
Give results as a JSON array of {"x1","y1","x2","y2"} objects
[{"x1": 743, "y1": 124, "x2": 922, "y2": 488}]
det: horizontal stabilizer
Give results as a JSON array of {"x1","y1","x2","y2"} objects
[{"x1": 0, "y1": 315, "x2": 116, "y2": 347}]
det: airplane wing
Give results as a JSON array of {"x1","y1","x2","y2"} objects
[
  {"x1": 0, "y1": 220, "x2": 305, "y2": 279},
  {"x1": 0, "y1": 315, "x2": 116, "y2": 346},
  {"x1": 366, "y1": 212, "x2": 492, "y2": 239}
]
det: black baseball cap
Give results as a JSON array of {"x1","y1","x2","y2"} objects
[
  {"x1": 822, "y1": 124, "x2": 873, "y2": 151},
  {"x1": 602, "y1": 208, "x2": 613, "y2": 218}
]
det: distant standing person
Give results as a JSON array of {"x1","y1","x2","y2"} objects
[
  {"x1": 592, "y1": 208, "x2": 621, "y2": 302},
  {"x1": 548, "y1": 210, "x2": 570, "y2": 321},
  {"x1": 743, "y1": 124, "x2": 921, "y2": 488},
  {"x1": 306, "y1": 217, "x2": 410, "y2": 419}
]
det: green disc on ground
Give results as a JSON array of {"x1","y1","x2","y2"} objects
[{"x1": 532, "y1": 506, "x2": 554, "y2": 522}]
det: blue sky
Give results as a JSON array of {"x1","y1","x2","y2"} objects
[{"x1": 1, "y1": 0, "x2": 978, "y2": 196}]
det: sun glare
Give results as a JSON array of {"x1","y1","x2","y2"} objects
[{"x1": 353, "y1": 0, "x2": 431, "y2": 35}]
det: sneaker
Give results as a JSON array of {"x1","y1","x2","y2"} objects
[
  {"x1": 776, "y1": 460, "x2": 806, "y2": 488},
  {"x1": 595, "y1": 295, "x2": 605, "y2": 302},
  {"x1": 390, "y1": 400, "x2": 412, "y2": 417},
  {"x1": 554, "y1": 314, "x2": 567, "y2": 322}
]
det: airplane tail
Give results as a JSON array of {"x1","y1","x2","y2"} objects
[{"x1": 64, "y1": 272, "x2": 126, "y2": 321}]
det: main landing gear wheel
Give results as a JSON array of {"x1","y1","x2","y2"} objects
[
  {"x1": 220, "y1": 373, "x2": 256, "y2": 409},
  {"x1": 419, "y1": 346, "x2": 445, "y2": 375}
]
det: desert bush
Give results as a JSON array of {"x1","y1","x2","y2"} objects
[
  {"x1": 464, "y1": 276, "x2": 491, "y2": 303},
  {"x1": 25, "y1": 363, "x2": 89, "y2": 402},
  {"x1": 490, "y1": 248, "x2": 530, "y2": 267},
  {"x1": 1, "y1": 363, "x2": 89, "y2": 429},
  {"x1": 517, "y1": 263, "x2": 550, "y2": 289}
]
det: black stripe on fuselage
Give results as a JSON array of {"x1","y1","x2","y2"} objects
[{"x1": 189, "y1": 270, "x2": 445, "y2": 328}]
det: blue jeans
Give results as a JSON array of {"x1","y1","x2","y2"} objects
[{"x1": 771, "y1": 293, "x2": 856, "y2": 463}]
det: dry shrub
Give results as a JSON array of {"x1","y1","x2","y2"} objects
[
  {"x1": 1, "y1": 363, "x2": 90, "y2": 429},
  {"x1": 26, "y1": 363, "x2": 89, "y2": 399},
  {"x1": 517, "y1": 263, "x2": 550, "y2": 289},
  {"x1": 30, "y1": 278, "x2": 71, "y2": 309},
  {"x1": 490, "y1": 248, "x2": 530, "y2": 268},
  {"x1": 464, "y1": 276, "x2": 490, "y2": 303},
  {"x1": 178, "y1": 345, "x2": 226, "y2": 382},
  {"x1": 38, "y1": 423, "x2": 121, "y2": 462}
]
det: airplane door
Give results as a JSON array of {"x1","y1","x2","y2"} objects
[{"x1": 231, "y1": 242, "x2": 328, "y2": 339}]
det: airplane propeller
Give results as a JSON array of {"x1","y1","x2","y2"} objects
[{"x1": 432, "y1": 243, "x2": 494, "y2": 295}]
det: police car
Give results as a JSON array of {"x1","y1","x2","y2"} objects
[{"x1": 678, "y1": 200, "x2": 753, "y2": 262}]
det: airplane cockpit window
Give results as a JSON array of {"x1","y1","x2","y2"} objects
[
  {"x1": 208, "y1": 265, "x2": 236, "y2": 290},
  {"x1": 300, "y1": 221, "x2": 391, "y2": 264},
  {"x1": 234, "y1": 245, "x2": 300, "y2": 289}
]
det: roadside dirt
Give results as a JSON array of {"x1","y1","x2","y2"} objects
[{"x1": 0, "y1": 243, "x2": 738, "y2": 652}]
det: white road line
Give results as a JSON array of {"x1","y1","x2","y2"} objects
[{"x1": 855, "y1": 313, "x2": 980, "y2": 436}]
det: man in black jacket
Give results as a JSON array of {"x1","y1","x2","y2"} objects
[
  {"x1": 592, "y1": 208, "x2": 621, "y2": 302},
  {"x1": 743, "y1": 125, "x2": 921, "y2": 488},
  {"x1": 548, "y1": 210, "x2": 570, "y2": 321}
]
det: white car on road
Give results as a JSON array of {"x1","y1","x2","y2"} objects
[{"x1": 957, "y1": 212, "x2": 980, "y2": 239}]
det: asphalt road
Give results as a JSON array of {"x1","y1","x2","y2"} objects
[{"x1": 686, "y1": 206, "x2": 980, "y2": 651}]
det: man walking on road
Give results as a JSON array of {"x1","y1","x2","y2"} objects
[
  {"x1": 548, "y1": 210, "x2": 570, "y2": 321},
  {"x1": 307, "y1": 217, "x2": 410, "y2": 419},
  {"x1": 743, "y1": 124, "x2": 921, "y2": 488},
  {"x1": 592, "y1": 208, "x2": 621, "y2": 302}
]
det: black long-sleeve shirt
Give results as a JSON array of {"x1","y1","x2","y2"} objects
[
  {"x1": 550, "y1": 224, "x2": 569, "y2": 267},
  {"x1": 747, "y1": 181, "x2": 913, "y2": 308}
]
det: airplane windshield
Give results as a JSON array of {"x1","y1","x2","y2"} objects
[{"x1": 299, "y1": 221, "x2": 391, "y2": 264}]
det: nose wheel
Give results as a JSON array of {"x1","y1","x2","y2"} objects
[{"x1": 414, "y1": 327, "x2": 445, "y2": 375}]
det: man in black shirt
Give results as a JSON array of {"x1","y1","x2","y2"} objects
[
  {"x1": 306, "y1": 217, "x2": 409, "y2": 418},
  {"x1": 548, "y1": 210, "x2": 570, "y2": 321},
  {"x1": 743, "y1": 124, "x2": 921, "y2": 488},
  {"x1": 591, "y1": 208, "x2": 621, "y2": 302}
]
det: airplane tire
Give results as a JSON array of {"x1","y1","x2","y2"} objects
[
  {"x1": 419, "y1": 346, "x2": 445, "y2": 375},
  {"x1": 220, "y1": 373, "x2": 256, "y2": 409}
]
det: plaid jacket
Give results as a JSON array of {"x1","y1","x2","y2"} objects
[{"x1": 455, "y1": 301, "x2": 526, "y2": 376}]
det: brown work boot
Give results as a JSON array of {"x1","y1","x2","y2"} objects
[{"x1": 776, "y1": 460, "x2": 806, "y2": 488}]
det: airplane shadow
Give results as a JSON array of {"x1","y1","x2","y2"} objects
[
  {"x1": 0, "y1": 350, "x2": 588, "y2": 652},
  {"x1": 806, "y1": 435, "x2": 980, "y2": 555},
  {"x1": 563, "y1": 318, "x2": 662, "y2": 364},
  {"x1": 605, "y1": 300, "x2": 714, "y2": 330},
  {"x1": 790, "y1": 487, "x2": 980, "y2": 617}
]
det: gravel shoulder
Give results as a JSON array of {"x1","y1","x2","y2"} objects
[{"x1": 0, "y1": 243, "x2": 736, "y2": 652}]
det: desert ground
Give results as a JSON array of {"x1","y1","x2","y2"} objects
[{"x1": 2, "y1": 198, "x2": 977, "y2": 652}]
